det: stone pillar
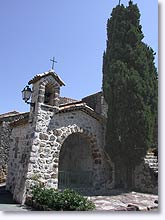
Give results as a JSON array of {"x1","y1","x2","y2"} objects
[
  {"x1": 38, "y1": 83, "x2": 45, "y2": 104},
  {"x1": 54, "y1": 87, "x2": 60, "y2": 107}
]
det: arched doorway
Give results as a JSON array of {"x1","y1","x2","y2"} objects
[{"x1": 58, "y1": 133, "x2": 94, "y2": 192}]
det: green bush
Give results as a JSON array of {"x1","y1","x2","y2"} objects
[{"x1": 28, "y1": 186, "x2": 95, "y2": 211}]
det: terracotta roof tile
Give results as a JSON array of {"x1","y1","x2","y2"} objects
[
  {"x1": 59, "y1": 102, "x2": 105, "y2": 123},
  {"x1": 9, "y1": 112, "x2": 29, "y2": 127},
  {"x1": 0, "y1": 111, "x2": 20, "y2": 119}
]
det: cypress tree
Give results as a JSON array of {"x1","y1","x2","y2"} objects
[{"x1": 102, "y1": 0, "x2": 158, "y2": 189}]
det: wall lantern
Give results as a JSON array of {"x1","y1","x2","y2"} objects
[{"x1": 22, "y1": 85, "x2": 35, "y2": 107}]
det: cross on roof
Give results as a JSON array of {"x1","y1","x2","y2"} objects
[
  {"x1": 119, "y1": 0, "x2": 121, "y2": 5},
  {"x1": 50, "y1": 57, "x2": 57, "y2": 70}
]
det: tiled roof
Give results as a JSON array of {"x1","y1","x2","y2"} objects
[
  {"x1": 0, "y1": 111, "x2": 20, "y2": 119},
  {"x1": 8, "y1": 102, "x2": 105, "y2": 127},
  {"x1": 28, "y1": 70, "x2": 65, "y2": 86},
  {"x1": 59, "y1": 101, "x2": 83, "y2": 108},
  {"x1": 9, "y1": 112, "x2": 29, "y2": 127},
  {"x1": 59, "y1": 101, "x2": 105, "y2": 123}
]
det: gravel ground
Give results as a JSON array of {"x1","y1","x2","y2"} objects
[
  {"x1": 88, "y1": 192, "x2": 158, "y2": 211},
  {"x1": 0, "y1": 183, "x2": 158, "y2": 212}
]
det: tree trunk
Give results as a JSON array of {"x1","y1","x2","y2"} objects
[
  {"x1": 114, "y1": 161, "x2": 126, "y2": 189},
  {"x1": 126, "y1": 165, "x2": 134, "y2": 190}
]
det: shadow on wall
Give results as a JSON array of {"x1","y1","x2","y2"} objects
[{"x1": 0, "y1": 185, "x2": 15, "y2": 204}]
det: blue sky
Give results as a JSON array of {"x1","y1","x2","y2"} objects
[{"x1": 0, "y1": 0, "x2": 158, "y2": 114}]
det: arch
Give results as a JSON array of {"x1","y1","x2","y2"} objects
[
  {"x1": 53, "y1": 125, "x2": 104, "y2": 192},
  {"x1": 44, "y1": 83, "x2": 55, "y2": 105},
  {"x1": 58, "y1": 133, "x2": 93, "y2": 190},
  {"x1": 54, "y1": 125, "x2": 100, "y2": 158},
  {"x1": 38, "y1": 77, "x2": 60, "y2": 106}
]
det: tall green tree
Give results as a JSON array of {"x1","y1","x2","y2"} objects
[{"x1": 102, "y1": 0, "x2": 158, "y2": 188}]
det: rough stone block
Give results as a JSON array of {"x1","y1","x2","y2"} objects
[{"x1": 39, "y1": 133, "x2": 49, "y2": 140}]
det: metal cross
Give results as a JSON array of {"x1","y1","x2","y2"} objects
[
  {"x1": 50, "y1": 57, "x2": 57, "y2": 69},
  {"x1": 119, "y1": 0, "x2": 121, "y2": 5}
]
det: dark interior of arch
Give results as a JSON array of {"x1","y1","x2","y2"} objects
[
  {"x1": 58, "y1": 133, "x2": 93, "y2": 191},
  {"x1": 44, "y1": 83, "x2": 55, "y2": 106}
]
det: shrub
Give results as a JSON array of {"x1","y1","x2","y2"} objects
[{"x1": 28, "y1": 186, "x2": 95, "y2": 211}]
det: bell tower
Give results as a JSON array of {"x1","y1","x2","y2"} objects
[{"x1": 28, "y1": 69, "x2": 65, "y2": 115}]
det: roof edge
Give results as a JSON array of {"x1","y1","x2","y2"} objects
[{"x1": 28, "y1": 70, "x2": 65, "y2": 86}]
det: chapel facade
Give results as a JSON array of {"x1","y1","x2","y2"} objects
[{"x1": 0, "y1": 69, "x2": 158, "y2": 204}]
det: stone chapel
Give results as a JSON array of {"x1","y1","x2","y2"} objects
[{"x1": 0, "y1": 68, "x2": 158, "y2": 204}]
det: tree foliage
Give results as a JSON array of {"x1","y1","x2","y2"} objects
[{"x1": 102, "y1": 1, "x2": 158, "y2": 187}]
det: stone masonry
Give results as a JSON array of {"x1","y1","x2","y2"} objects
[
  {"x1": 0, "y1": 69, "x2": 158, "y2": 204},
  {"x1": 0, "y1": 112, "x2": 28, "y2": 183},
  {"x1": 134, "y1": 152, "x2": 158, "y2": 194},
  {"x1": 6, "y1": 70, "x2": 114, "y2": 204}
]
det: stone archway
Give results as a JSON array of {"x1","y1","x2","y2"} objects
[
  {"x1": 53, "y1": 125, "x2": 103, "y2": 193},
  {"x1": 58, "y1": 133, "x2": 93, "y2": 191}
]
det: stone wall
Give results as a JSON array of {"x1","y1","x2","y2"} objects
[
  {"x1": 7, "y1": 108, "x2": 114, "y2": 203},
  {"x1": 25, "y1": 109, "x2": 114, "y2": 195},
  {"x1": 6, "y1": 73, "x2": 114, "y2": 204},
  {"x1": 134, "y1": 152, "x2": 158, "y2": 194},
  {"x1": 59, "y1": 97, "x2": 78, "y2": 105},
  {"x1": 0, "y1": 122, "x2": 11, "y2": 183},
  {"x1": 82, "y1": 92, "x2": 108, "y2": 118},
  {"x1": 0, "y1": 113, "x2": 29, "y2": 183},
  {"x1": 6, "y1": 122, "x2": 30, "y2": 202}
]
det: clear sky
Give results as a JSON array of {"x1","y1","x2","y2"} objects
[{"x1": 0, "y1": 0, "x2": 158, "y2": 114}]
